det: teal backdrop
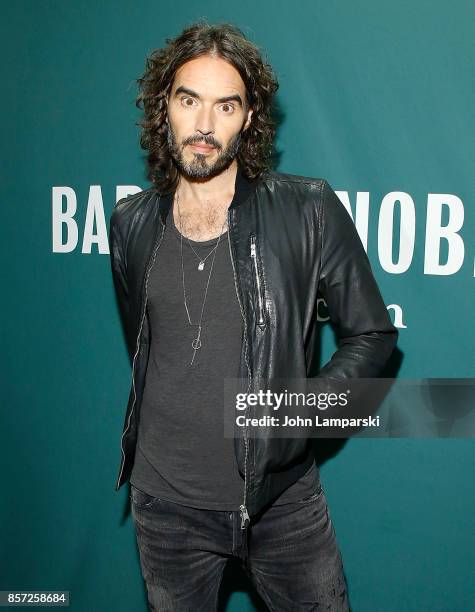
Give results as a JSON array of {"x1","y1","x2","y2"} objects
[{"x1": 2, "y1": 1, "x2": 474, "y2": 611}]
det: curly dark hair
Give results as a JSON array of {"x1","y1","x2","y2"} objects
[{"x1": 135, "y1": 20, "x2": 279, "y2": 193}]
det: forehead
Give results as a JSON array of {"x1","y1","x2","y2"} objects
[{"x1": 172, "y1": 55, "x2": 246, "y2": 96}]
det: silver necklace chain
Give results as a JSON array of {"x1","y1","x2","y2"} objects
[
  {"x1": 176, "y1": 188, "x2": 228, "y2": 365},
  {"x1": 186, "y1": 239, "x2": 219, "y2": 270},
  {"x1": 176, "y1": 192, "x2": 227, "y2": 270}
]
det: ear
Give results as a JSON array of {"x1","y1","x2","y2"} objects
[{"x1": 243, "y1": 107, "x2": 253, "y2": 131}]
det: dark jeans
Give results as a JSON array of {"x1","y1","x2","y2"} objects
[{"x1": 130, "y1": 483, "x2": 350, "y2": 611}]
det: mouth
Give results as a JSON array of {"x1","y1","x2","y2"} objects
[{"x1": 189, "y1": 143, "x2": 215, "y2": 153}]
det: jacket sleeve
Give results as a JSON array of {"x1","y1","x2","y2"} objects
[
  {"x1": 109, "y1": 202, "x2": 134, "y2": 360},
  {"x1": 316, "y1": 179, "x2": 398, "y2": 379}
]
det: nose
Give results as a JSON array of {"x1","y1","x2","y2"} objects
[{"x1": 194, "y1": 105, "x2": 215, "y2": 138}]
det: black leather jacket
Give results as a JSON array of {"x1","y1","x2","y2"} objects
[{"x1": 108, "y1": 166, "x2": 398, "y2": 529}]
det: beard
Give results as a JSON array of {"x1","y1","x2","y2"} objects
[{"x1": 166, "y1": 122, "x2": 244, "y2": 180}]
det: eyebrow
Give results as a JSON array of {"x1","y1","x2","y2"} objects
[{"x1": 173, "y1": 85, "x2": 244, "y2": 108}]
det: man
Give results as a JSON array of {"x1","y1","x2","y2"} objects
[{"x1": 109, "y1": 21, "x2": 398, "y2": 611}]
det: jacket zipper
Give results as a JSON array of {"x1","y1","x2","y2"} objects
[
  {"x1": 250, "y1": 234, "x2": 266, "y2": 326},
  {"x1": 227, "y1": 212, "x2": 251, "y2": 529},
  {"x1": 115, "y1": 217, "x2": 166, "y2": 490}
]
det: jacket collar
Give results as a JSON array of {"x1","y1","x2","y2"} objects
[{"x1": 158, "y1": 163, "x2": 260, "y2": 224}]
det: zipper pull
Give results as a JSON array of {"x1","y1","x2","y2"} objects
[{"x1": 240, "y1": 504, "x2": 250, "y2": 529}]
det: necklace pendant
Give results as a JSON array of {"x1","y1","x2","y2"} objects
[
  {"x1": 192, "y1": 325, "x2": 202, "y2": 351},
  {"x1": 191, "y1": 332, "x2": 201, "y2": 365},
  {"x1": 191, "y1": 337, "x2": 202, "y2": 350},
  {"x1": 198, "y1": 261, "x2": 205, "y2": 271}
]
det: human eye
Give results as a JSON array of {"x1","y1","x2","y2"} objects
[
  {"x1": 180, "y1": 96, "x2": 197, "y2": 107},
  {"x1": 219, "y1": 103, "x2": 235, "y2": 114}
]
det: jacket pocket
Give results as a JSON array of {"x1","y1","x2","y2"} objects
[
  {"x1": 130, "y1": 484, "x2": 160, "y2": 510},
  {"x1": 250, "y1": 233, "x2": 267, "y2": 328}
]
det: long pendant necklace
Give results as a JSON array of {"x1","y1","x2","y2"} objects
[{"x1": 176, "y1": 189, "x2": 228, "y2": 365}]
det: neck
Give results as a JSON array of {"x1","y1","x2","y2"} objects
[{"x1": 176, "y1": 160, "x2": 238, "y2": 210}]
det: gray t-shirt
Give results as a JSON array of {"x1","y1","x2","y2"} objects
[{"x1": 130, "y1": 172, "x2": 318, "y2": 510}]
